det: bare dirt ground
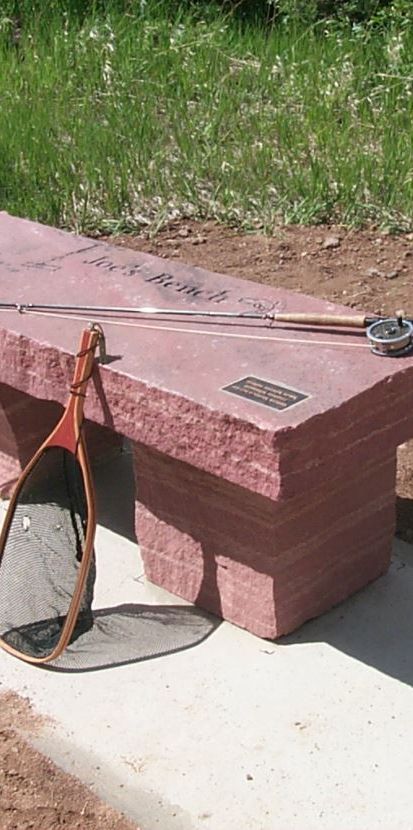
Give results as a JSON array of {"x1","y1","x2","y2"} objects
[
  {"x1": 0, "y1": 692, "x2": 138, "y2": 829},
  {"x1": 2, "y1": 221, "x2": 413, "y2": 828}
]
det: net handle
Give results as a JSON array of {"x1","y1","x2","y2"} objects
[
  {"x1": 69, "y1": 326, "x2": 101, "y2": 409},
  {"x1": 48, "y1": 327, "x2": 101, "y2": 453}
]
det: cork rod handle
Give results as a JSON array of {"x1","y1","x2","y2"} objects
[{"x1": 271, "y1": 313, "x2": 368, "y2": 328}]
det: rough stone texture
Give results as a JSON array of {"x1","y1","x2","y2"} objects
[
  {"x1": 134, "y1": 444, "x2": 397, "y2": 638},
  {"x1": 1, "y1": 212, "x2": 413, "y2": 636},
  {"x1": 0, "y1": 382, "x2": 122, "y2": 497}
]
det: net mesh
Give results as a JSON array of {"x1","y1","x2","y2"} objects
[
  {"x1": 0, "y1": 446, "x2": 95, "y2": 660},
  {"x1": 46, "y1": 604, "x2": 218, "y2": 672}
]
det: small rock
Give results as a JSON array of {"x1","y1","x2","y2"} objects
[
  {"x1": 322, "y1": 235, "x2": 340, "y2": 250},
  {"x1": 246, "y1": 773, "x2": 254, "y2": 781},
  {"x1": 366, "y1": 267, "x2": 384, "y2": 278},
  {"x1": 385, "y1": 270, "x2": 399, "y2": 280},
  {"x1": 405, "y1": 232, "x2": 413, "y2": 241},
  {"x1": 177, "y1": 227, "x2": 190, "y2": 238},
  {"x1": 192, "y1": 235, "x2": 207, "y2": 245}
]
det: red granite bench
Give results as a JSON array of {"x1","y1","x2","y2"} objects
[{"x1": 1, "y1": 211, "x2": 412, "y2": 638}]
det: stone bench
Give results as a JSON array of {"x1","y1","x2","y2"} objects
[{"x1": 1, "y1": 211, "x2": 413, "y2": 639}]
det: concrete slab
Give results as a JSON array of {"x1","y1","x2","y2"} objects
[{"x1": 1, "y1": 448, "x2": 413, "y2": 830}]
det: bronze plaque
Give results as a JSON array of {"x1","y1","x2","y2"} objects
[{"x1": 222, "y1": 376, "x2": 309, "y2": 411}]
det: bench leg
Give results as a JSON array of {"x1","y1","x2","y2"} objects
[
  {"x1": 133, "y1": 443, "x2": 397, "y2": 639},
  {"x1": 0, "y1": 383, "x2": 123, "y2": 497}
]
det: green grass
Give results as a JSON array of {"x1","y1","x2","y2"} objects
[{"x1": 1, "y1": 4, "x2": 413, "y2": 233}]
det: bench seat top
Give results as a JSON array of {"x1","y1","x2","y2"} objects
[{"x1": 1, "y1": 212, "x2": 412, "y2": 500}]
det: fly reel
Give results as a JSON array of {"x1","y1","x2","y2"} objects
[{"x1": 366, "y1": 316, "x2": 413, "y2": 357}]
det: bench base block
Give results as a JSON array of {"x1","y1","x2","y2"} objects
[{"x1": 133, "y1": 445, "x2": 396, "y2": 639}]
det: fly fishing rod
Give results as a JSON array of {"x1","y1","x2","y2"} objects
[
  {"x1": 0, "y1": 299, "x2": 399, "y2": 326},
  {"x1": 1, "y1": 301, "x2": 412, "y2": 357}
]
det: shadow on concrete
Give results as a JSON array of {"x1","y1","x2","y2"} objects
[
  {"x1": 279, "y1": 541, "x2": 413, "y2": 688},
  {"x1": 44, "y1": 603, "x2": 219, "y2": 673},
  {"x1": 396, "y1": 495, "x2": 413, "y2": 545},
  {"x1": 92, "y1": 443, "x2": 136, "y2": 541}
]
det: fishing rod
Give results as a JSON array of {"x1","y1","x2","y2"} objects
[
  {"x1": 0, "y1": 301, "x2": 412, "y2": 357},
  {"x1": 0, "y1": 299, "x2": 403, "y2": 326}
]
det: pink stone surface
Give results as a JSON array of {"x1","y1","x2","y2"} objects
[
  {"x1": 0, "y1": 212, "x2": 411, "y2": 636},
  {"x1": 0, "y1": 382, "x2": 122, "y2": 497},
  {"x1": 134, "y1": 445, "x2": 396, "y2": 638}
]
